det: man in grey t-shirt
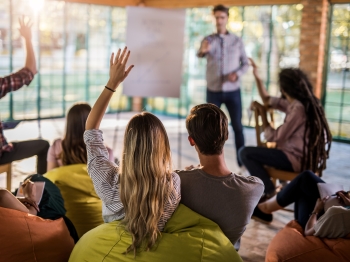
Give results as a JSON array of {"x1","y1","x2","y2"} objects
[{"x1": 178, "y1": 103, "x2": 264, "y2": 250}]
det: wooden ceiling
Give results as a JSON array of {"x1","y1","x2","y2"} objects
[{"x1": 66, "y1": 0, "x2": 349, "y2": 8}]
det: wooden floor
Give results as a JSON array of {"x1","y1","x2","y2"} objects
[
  {"x1": 240, "y1": 210, "x2": 294, "y2": 261},
  {"x1": 1, "y1": 113, "x2": 349, "y2": 261}
]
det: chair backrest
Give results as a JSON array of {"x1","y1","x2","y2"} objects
[{"x1": 253, "y1": 102, "x2": 275, "y2": 148}]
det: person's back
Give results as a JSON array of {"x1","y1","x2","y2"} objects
[
  {"x1": 179, "y1": 169, "x2": 263, "y2": 247},
  {"x1": 179, "y1": 103, "x2": 264, "y2": 249}
]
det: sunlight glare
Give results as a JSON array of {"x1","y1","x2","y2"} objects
[{"x1": 30, "y1": 0, "x2": 45, "y2": 14}]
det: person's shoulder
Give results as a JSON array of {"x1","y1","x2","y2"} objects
[
  {"x1": 171, "y1": 171, "x2": 181, "y2": 181},
  {"x1": 291, "y1": 100, "x2": 305, "y2": 111},
  {"x1": 53, "y1": 138, "x2": 62, "y2": 144},
  {"x1": 51, "y1": 138, "x2": 62, "y2": 149},
  {"x1": 233, "y1": 173, "x2": 265, "y2": 187},
  {"x1": 176, "y1": 169, "x2": 201, "y2": 177},
  {"x1": 326, "y1": 205, "x2": 350, "y2": 215},
  {"x1": 206, "y1": 33, "x2": 217, "y2": 38}
]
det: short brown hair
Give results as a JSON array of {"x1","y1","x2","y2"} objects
[
  {"x1": 186, "y1": 103, "x2": 228, "y2": 155},
  {"x1": 213, "y1": 4, "x2": 229, "y2": 16}
]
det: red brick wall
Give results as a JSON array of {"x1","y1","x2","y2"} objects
[{"x1": 299, "y1": 0, "x2": 330, "y2": 99}]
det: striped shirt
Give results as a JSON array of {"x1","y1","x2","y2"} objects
[
  {"x1": 84, "y1": 129, "x2": 181, "y2": 231},
  {"x1": 198, "y1": 32, "x2": 249, "y2": 92},
  {"x1": 0, "y1": 68, "x2": 34, "y2": 156}
]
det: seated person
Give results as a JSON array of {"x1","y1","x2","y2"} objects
[
  {"x1": 239, "y1": 58, "x2": 332, "y2": 199},
  {"x1": 0, "y1": 176, "x2": 78, "y2": 242},
  {"x1": 47, "y1": 103, "x2": 114, "y2": 171},
  {"x1": 253, "y1": 170, "x2": 350, "y2": 238},
  {"x1": 0, "y1": 17, "x2": 49, "y2": 174},
  {"x1": 84, "y1": 48, "x2": 180, "y2": 254},
  {"x1": 178, "y1": 103, "x2": 264, "y2": 250}
]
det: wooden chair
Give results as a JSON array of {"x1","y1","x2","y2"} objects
[
  {"x1": 253, "y1": 102, "x2": 299, "y2": 187},
  {"x1": 0, "y1": 163, "x2": 12, "y2": 190}
]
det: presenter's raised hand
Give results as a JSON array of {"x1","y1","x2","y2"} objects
[
  {"x1": 106, "y1": 47, "x2": 134, "y2": 90},
  {"x1": 200, "y1": 40, "x2": 210, "y2": 54}
]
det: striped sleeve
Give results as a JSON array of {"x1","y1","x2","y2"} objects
[
  {"x1": 84, "y1": 129, "x2": 181, "y2": 230},
  {"x1": 157, "y1": 172, "x2": 181, "y2": 231},
  {"x1": 84, "y1": 129, "x2": 125, "y2": 222}
]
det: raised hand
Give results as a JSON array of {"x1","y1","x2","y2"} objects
[
  {"x1": 200, "y1": 40, "x2": 210, "y2": 54},
  {"x1": 106, "y1": 47, "x2": 134, "y2": 90},
  {"x1": 18, "y1": 16, "x2": 33, "y2": 40},
  {"x1": 249, "y1": 58, "x2": 259, "y2": 77}
]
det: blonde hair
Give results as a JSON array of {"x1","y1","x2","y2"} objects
[{"x1": 120, "y1": 112, "x2": 173, "y2": 255}]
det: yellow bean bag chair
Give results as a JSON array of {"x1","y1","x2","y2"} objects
[
  {"x1": 69, "y1": 204, "x2": 242, "y2": 262},
  {"x1": 45, "y1": 164, "x2": 104, "y2": 237},
  {"x1": 0, "y1": 207, "x2": 74, "y2": 262}
]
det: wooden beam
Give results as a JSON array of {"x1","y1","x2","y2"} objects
[
  {"x1": 330, "y1": 0, "x2": 350, "y2": 3},
  {"x1": 65, "y1": 0, "x2": 303, "y2": 7},
  {"x1": 66, "y1": 0, "x2": 349, "y2": 7}
]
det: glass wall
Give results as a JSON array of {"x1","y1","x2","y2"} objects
[
  {"x1": 1, "y1": 1, "x2": 301, "y2": 127},
  {"x1": 0, "y1": 0, "x2": 131, "y2": 121},
  {"x1": 324, "y1": 4, "x2": 350, "y2": 141}
]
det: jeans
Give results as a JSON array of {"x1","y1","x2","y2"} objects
[
  {"x1": 0, "y1": 140, "x2": 49, "y2": 174},
  {"x1": 238, "y1": 146, "x2": 294, "y2": 194},
  {"x1": 207, "y1": 89, "x2": 245, "y2": 166},
  {"x1": 276, "y1": 170, "x2": 325, "y2": 229}
]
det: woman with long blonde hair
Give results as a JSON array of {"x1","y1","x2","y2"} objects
[{"x1": 84, "y1": 47, "x2": 180, "y2": 254}]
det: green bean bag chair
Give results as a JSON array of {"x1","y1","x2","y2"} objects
[
  {"x1": 45, "y1": 164, "x2": 104, "y2": 238},
  {"x1": 69, "y1": 204, "x2": 242, "y2": 262}
]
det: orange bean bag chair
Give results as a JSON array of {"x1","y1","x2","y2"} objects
[
  {"x1": 266, "y1": 220, "x2": 350, "y2": 262},
  {"x1": 0, "y1": 207, "x2": 74, "y2": 262}
]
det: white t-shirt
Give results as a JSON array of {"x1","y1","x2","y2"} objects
[{"x1": 314, "y1": 206, "x2": 350, "y2": 238}]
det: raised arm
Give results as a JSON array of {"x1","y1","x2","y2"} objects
[
  {"x1": 249, "y1": 58, "x2": 269, "y2": 106},
  {"x1": 86, "y1": 47, "x2": 133, "y2": 130},
  {"x1": 84, "y1": 48, "x2": 133, "y2": 222},
  {"x1": 19, "y1": 17, "x2": 36, "y2": 75},
  {"x1": 0, "y1": 17, "x2": 36, "y2": 99}
]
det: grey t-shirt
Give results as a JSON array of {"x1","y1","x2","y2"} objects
[{"x1": 178, "y1": 169, "x2": 264, "y2": 247}]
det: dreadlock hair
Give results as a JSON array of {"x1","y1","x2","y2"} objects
[{"x1": 278, "y1": 68, "x2": 332, "y2": 176}]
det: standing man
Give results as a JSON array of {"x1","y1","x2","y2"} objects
[
  {"x1": 198, "y1": 4, "x2": 249, "y2": 167},
  {"x1": 0, "y1": 17, "x2": 49, "y2": 174}
]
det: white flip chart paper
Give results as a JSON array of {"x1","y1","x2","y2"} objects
[{"x1": 123, "y1": 6, "x2": 186, "y2": 98}]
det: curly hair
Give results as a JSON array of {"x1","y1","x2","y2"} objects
[{"x1": 279, "y1": 68, "x2": 332, "y2": 176}]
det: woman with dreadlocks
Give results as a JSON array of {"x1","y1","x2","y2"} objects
[{"x1": 239, "y1": 58, "x2": 332, "y2": 200}]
